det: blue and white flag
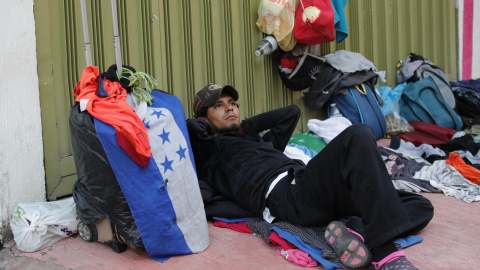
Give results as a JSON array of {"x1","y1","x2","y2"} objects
[{"x1": 95, "y1": 91, "x2": 209, "y2": 262}]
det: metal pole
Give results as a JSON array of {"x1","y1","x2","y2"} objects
[
  {"x1": 111, "y1": 0, "x2": 123, "y2": 76},
  {"x1": 80, "y1": 0, "x2": 92, "y2": 66}
]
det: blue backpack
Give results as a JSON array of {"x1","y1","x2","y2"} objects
[
  {"x1": 328, "y1": 82, "x2": 387, "y2": 139},
  {"x1": 399, "y1": 77, "x2": 463, "y2": 130}
]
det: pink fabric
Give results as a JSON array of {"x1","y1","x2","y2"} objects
[
  {"x1": 276, "y1": 247, "x2": 318, "y2": 267},
  {"x1": 347, "y1": 228, "x2": 365, "y2": 242},
  {"x1": 462, "y1": 0, "x2": 474, "y2": 80},
  {"x1": 371, "y1": 250, "x2": 405, "y2": 269}
]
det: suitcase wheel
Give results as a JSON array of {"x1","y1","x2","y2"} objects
[{"x1": 77, "y1": 222, "x2": 98, "y2": 242}]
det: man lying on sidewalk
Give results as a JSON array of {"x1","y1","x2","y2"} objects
[{"x1": 187, "y1": 83, "x2": 434, "y2": 270}]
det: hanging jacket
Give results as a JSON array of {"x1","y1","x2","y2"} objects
[
  {"x1": 73, "y1": 66, "x2": 151, "y2": 167},
  {"x1": 304, "y1": 50, "x2": 381, "y2": 110}
]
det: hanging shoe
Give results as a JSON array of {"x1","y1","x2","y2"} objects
[
  {"x1": 369, "y1": 250, "x2": 418, "y2": 270},
  {"x1": 324, "y1": 220, "x2": 372, "y2": 269}
]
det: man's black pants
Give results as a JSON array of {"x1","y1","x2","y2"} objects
[{"x1": 268, "y1": 124, "x2": 434, "y2": 248}]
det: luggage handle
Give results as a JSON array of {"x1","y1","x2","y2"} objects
[
  {"x1": 80, "y1": 0, "x2": 92, "y2": 66},
  {"x1": 80, "y1": 0, "x2": 123, "y2": 76}
]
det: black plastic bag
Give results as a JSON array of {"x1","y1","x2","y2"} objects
[{"x1": 69, "y1": 102, "x2": 144, "y2": 249}]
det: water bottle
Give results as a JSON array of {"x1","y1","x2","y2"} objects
[
  {"x1": 255, "y1": 36, "x2": 278, "y2": 56},
  {"x1": 329, "y1": 103, "x2": 342, "y2": 117}
]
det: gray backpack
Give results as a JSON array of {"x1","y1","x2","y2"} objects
[{"x1": 397, "y1": 53, "x2": 456, "y2": 109}]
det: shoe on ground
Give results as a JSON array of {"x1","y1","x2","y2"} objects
[
  {"x1": 324, "y1": 220, "x2": 372, "y2": 269},
  {"x1": 369, "y1": 250, "x2": 418, "y2": 270}
]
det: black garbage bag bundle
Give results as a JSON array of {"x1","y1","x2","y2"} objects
[{"x1": 69, "y1": 65, "x2": 144, "y2": 249}]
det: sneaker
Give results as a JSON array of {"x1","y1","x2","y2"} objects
[
  {"x1": 324, "y1": 221, "x2": 372, "y2": 269},
  {"x1": 369, "y1": 250, "x2": 418, "y2": 270}
]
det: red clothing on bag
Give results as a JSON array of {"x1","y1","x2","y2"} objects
[{"x1": 73, "y1": 66, "x2": 151, "y2": 167}]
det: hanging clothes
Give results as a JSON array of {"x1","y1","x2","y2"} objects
[
  {"x1": 73, "y1": 66, "x2": 151, "y2": 167},
  {"x1": 331, "y1": 0, "x2": 349, "y2": 43}
]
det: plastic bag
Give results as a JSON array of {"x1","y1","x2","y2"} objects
[
  {"x1": 69, "y1": 102, "x2": 144, "y2": 249},
  {"x1": 378, "y1": 83, "x2": 413, "y2": 135},
  {"x1": 256, "y1": 0, "x2": 299, "y2": 51},
  {"x1": 384, "y1": 111, "x2": 414, "y2": 136},
  {"x1": 293, "y1": 0, "x2": 335, "y2": 45},
  {"x1": 10, "y1": 197, "x2": 79, "y2": 252}
]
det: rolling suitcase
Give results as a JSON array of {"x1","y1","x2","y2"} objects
[
  {"x1": 71, "y1": 0, "x2": 209, "y2": 261},
  {"x1": 72, "y1": 0, "x2": 137, "y2": 253}
]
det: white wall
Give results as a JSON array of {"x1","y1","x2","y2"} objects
[{"x1": 0, "y1": 0, "x2": 46, "y2": 244}]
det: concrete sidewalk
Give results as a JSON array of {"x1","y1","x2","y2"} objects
[{"x1": 1, "y1": 192, "x2": 479, "y2": 270}]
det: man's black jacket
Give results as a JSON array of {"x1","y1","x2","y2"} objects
[{"x1": 187, "y1": 105, "x2": 303, "y2": 217}]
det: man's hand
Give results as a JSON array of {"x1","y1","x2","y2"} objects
[
  {"x1": 187, "y1": 118, "x2": 216, "y2": 137},
  {"x1": 376, "y1": 138, "x2": 391, "y2": 147}
]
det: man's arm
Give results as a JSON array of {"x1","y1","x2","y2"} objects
[
  {"x1": 242, "y1": 104, "x2": 301, "y2": 151},
  {"x1": 186, "y1": 118, "x2": 217, "y2": 175}
]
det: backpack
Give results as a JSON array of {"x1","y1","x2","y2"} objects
[
  {"x1": 278, "y1": 50, "x2": 324, "y2": 91},
  {"x1": 305, "y1": 56, "x2": 380, "y2": 110},
  {"x1": 450, "y1": 79, "x2": 480, "y2": 125},
  {"x1": 327, "y1": 82, "x2": 387, "y2": 139},
  {"x1": 399, "y1": 77, "x2": 463, "y2": 131},
  {"x1": 397, "y1": 53, "x2": 456, "y2": 109}
]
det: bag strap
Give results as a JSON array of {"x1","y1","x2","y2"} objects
[
  {"x1": 354, "y1": 84, "x2": 367, "y2": 95},
  {"x1": 350, "y1": 84, "x2": 387, "y2": 135},
  {"x1": 348, "y1": 88, "x2": 364, "y2": 123},
  {"x1": 401, "y1": 91, "x2": 437, "y2": 124},
  {"x1": 419, "y1": 85, "x2": 461, "y2": 129},
  {"x1": 418, "y1": 67, "x2": 451, "y2": 88}
]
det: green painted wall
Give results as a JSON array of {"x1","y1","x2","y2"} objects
[{"x1": 34, "y1": 0, "x2": 457, "y2": 199}]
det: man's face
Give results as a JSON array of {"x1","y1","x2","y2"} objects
[{"x1": 201, "y1": 93, "x2": 241, "y2": 134}]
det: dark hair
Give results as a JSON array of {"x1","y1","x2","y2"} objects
[{"x1": 194, "y1": 108, "x2": 207, "y2": 118}]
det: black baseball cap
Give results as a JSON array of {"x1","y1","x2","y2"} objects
[{"x1": 193, "y1": 83, "x2": 239, "y2": 117}]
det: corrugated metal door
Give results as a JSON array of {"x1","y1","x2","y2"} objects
[{"x1": 34, "y1": 0, "x2": 457, "y2": 199}]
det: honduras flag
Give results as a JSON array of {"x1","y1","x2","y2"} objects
[{"x1": 94, "y1": 90, "x2": 209, "y2": 262}]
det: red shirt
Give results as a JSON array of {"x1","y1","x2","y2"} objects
[{"x1": 74, "y1": 66, "x2": 151, "y2": 167}]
